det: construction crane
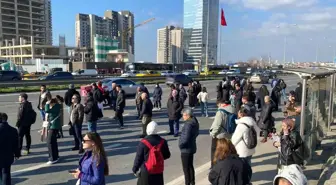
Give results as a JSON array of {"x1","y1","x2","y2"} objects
[{"x1": 121, "y1": 18, "x2": 155, "y2": 52}]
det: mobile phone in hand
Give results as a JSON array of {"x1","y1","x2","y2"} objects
[{"x1": 68, "y1": 170, "x2": 77, "y2": 173}]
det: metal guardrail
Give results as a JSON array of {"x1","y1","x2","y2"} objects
[{"x1": 0, "y1": 73, "x2": 291, "y2": 88}]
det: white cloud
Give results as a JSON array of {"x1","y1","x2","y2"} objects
[
  {"x1": 299, "y1": 11, "x2": 335, "y2": 22},
  {"x1": 269, "y1": 13, "x2": 287, "y2": 21}
]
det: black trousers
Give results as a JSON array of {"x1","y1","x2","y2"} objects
[
  {"x1": 181, "y1": 153, "x2": 195, "y2": 185},
  {"x1": 0, "y1": 165, "x2": 11, "y2": 185},
  {"x1": 211, "y1": 138, "x2": 218, "y2": 169},
  {"x1": 18, "y1": 125, "x2": 31, "y2": 151},
  {"x1": 116, "y1": 111, "x2": 124, "y2": 127},
  {"x1": 154, "y1": 100, "x2": 161, "y2": 108},
  {"x1": 136, "y1": 104, "x2": 141, "y2": 118},
  {"x1": 72, "y1": 124, "x2": 83, "y2": 149},
  {"x1": 47, "y1": 129, "x2": 59, "y2": 161}
]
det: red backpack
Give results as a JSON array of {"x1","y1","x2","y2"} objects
[{"x1": 141, "y1": 139, "x2": 165, "y2": 174}]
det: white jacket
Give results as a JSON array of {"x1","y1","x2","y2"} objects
[
  {"x1": 197, "y1": 92, "x2": 209, "y2": 103},
  {"x1": 231, "y1": 116, "x2": 260, "y2": 158}
]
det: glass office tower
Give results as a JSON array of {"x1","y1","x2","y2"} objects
[{"x1": 183, "y1": 0, "x2": 219, "y2": 68}]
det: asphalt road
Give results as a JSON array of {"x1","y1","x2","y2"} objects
[{"x1": 0, "y1": 76, "x2": 301, "y2": 185}]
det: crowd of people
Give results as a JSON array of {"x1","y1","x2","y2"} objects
[{"x1": 0, "y1": 76, "x2": 309, "y2": 185}]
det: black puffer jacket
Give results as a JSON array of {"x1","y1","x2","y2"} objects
[
  {"x1": 209, "y1": 154, "x2": 251, "y2": 185},
  {"x1": 167, "y1": 97, "x2": 183, "y2": 120},
  {"x1": 84, "y1": 96, "x2": 100, "y2": 122},
  {"x1": 179, "y1": 117, "x2": 199, "y2": 154}
]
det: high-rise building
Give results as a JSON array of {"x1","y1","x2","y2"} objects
[
  {"x1": 157, "y1": 26, "x2": 183, "y2": 64},
  {"x1": 183, "y1": 0, "x2": 219, "y2": 67},
  {"x1": 0, "y1": 0, "x2": 53, "y2": 45},
  {"x1": 75, "y1": 10, "x2": 134, "y2": 55}
]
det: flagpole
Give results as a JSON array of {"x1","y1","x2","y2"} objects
[{"x1": 219, "y1": 20, "x2": 222, "y2": 65}]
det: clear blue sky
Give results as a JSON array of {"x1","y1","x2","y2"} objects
[{"x1": 52, "y1": 0, "x2": 336, "y2": 63}]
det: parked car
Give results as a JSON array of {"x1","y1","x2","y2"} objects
[
  {"x1": 39, "y1": 72, "x2": 74, "y2": 80},
  {"x1": 120, "y1": 71, "x2": 138, "y2": 77},
  {"x1": 71, "y1": 69, "x2": 98, "y2": 76},
  {"x1": 249, "y1": 73, "x2": 269, "y2": 83},
  {"x1": 166, "y1": 74, "x2": 193, "y2": 86},
  {"x1": 182, "y1": 70, "x2": 199, "y2": 76},
  {"x1": 161, "y1": 70, "x2": 176, "y2": 76},
  {"x1": 0, "y1": 70, "x2": 22, "y2": 81}
]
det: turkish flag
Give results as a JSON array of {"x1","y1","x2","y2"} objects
[{"x1": 221, "y1": 8, "x2": 227, "y2": 26}]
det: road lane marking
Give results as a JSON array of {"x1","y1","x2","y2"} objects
[
  {"x1": 157, "y1": 130, "x2": 168, "y2": 134},
  {"x1": 105, "y1": 143, "x2": 123, "y2": 149},
  {"x1": 165, "y1": 162, "x2": 211, "y2": 185},
  {"x1": 11, "y1": 163, "x2": 50, "y2": 177}
]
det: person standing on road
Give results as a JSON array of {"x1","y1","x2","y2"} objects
[
  {"x1": 208, "y1": 138, "x2": 251, "y2": 185},
  {"x1": 92, "y1": 83, "x2": 104, "y2": 117},
  {"x1": 84, "y1": 92, "x2": 100, "y2": 132},
  {"x1": 71, "y1": 132, "x2": 109, "y2": 185},
  {"x1": 271, "y1": 82, "x2": 282, "y2": 112},
  {"x1": 241, "y1": 95, "x2": 256, "y2": 121},
  {"x1": 109, "y1": 82, "x2": 118, "y2": 111},
  {"x1": 232, "y1": 107, "x2": 259, "y2": 166},
  {"x1": 216, "y1": 81, "x2": 223, "y2": 101},
  {"x1": 234, "y1": 82, "x2": 243, "y2": 114},
  {"x1": 55, "y1": 95, "x2": 65, "y2": 138},
  {"x1": 135, "y1": 87, "x2": 143, "y2": 119},
  {"x1": 152, "y1": 83, "x2": 162, "y2": 111},
  {"x1": 197, "y1": 87, "x2": 209, "y2": 117},
  {"x1": 258, "y1": 96, "x2": 275, "y2": 143},
  {"x1": 37, "y1": 85, "x2": 51, "y2": 121},
  {"x1": 140, "y1": 93, "x2": 153, "y2": 138},
  {"x1": 179, "y1": 108, "x2": 199, "y2": 185},
  {"x1": 187, "y1": 82, "x2": 196, "y2": 109},
  {"x1": 64, "y1": 84, "x2": 80, "y2": 113},
  {"x1": 295, "y1": 82, "x2": 303, "y2": 104},
  {"x1": 140, "y1": 83, "x2": 150, "y2": 98},
  {"x1": 16, "y1": 93, "x2": 34, "y2": 155},
  {"x1": 45, "y1": 98, "x2": 61, "y2": 164},
  {"x1": 132, "y1": 121, "x2": 171, "y2": 185},
  {"x1": 116, "y1": 85, "x2": 126, "y2": 129},
  {"x1": 209, "y1": 99, "x2": 235, "y2": 169},
  {"x1": 257, "y1": 85, "x2": 269, "y2": 110},
  {"x1": 179, "y1": 84, "x2": 187, "y2": 106},
  {"x1": 70, "y1": 94, "x2": 85, "y2": 154},
  {"x1": 0, "y1": 113, "x2": 20, "y2": 185},
  {"x1": 167, "y1": 90, "x2": 183, "y2": 137}
]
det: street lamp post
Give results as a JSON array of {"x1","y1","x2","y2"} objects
[{"x1": 276, "y1": 24, "x2": 297, "y2": 64}]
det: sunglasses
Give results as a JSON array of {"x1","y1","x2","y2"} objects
[{"x1": 82, "y1": 139, "x2": 91, "y2": 143}]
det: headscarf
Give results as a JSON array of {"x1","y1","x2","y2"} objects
[{"x1": 146, "y1": 121, "x2": 158, "y2": 135}]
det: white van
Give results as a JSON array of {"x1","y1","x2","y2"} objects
[{"x1": 72, "y1": 69, "x2": 98, "y2": 76}]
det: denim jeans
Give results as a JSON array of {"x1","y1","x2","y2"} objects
[
  {"x1": 87, "y1": 121, "x2": 97, "y2": 132},
  {"x1": 39, "y1": 109, "x2": 46, "y2": 121},
  {"x1": 200, "y1": 102, "x2": 208, "y2": 116},
  {"x1": 282, "y1": 89, "x2": 287, "y2": 102},
  {"x1": 169, "y1": 119, "x2": 180, "y2": 135}
]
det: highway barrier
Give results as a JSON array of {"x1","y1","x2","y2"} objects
[{"x1": 0, "y1": 73, "x2": 291, "y2": 88}]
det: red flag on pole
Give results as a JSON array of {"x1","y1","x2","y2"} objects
[{"x1": 221, "y1": 8, "x2": 227, "y2": 26}]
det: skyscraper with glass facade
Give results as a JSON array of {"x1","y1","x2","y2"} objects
[{"x1": 183, "y1": 0, "x2": 219, "y2": 68}]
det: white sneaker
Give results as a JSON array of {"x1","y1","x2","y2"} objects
[{"x1": 47, "y1": 158, "x2": 59, "y2": 165}]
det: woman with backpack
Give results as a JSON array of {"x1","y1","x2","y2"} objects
[
  {"x1": 231, "y1": 107, "x2": 259, "y2": 166},
  {"x1": 208, "y1": 138, "x2": 251, "y2": 185},
  {"x1": 273, "y1": 119, "x2": 307, "y2": 174},
  {"x1": 132, "y1": 121, "x2": 171, "y2": 185}
]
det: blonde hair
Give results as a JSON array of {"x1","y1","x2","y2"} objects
[{"x1": 264, "y1": 96, "x2": 271, "y2": 103}]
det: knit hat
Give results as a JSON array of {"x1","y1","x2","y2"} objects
[
  {"x1": 273, "y1": 164, "x2": 308, "y2": 185},
  {"x1": 146, "y1": 121, "x2": 158, "y2": 135}
]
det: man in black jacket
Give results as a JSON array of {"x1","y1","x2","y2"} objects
[
  {"x1": 242, "y1": 95, "x2": 257, "y2": 121},
  {"x1": 179, "y1": 108, "x2": 199, "y2": 185},
  {"x1": 64, "y1": 84, "x2": 80, "y2": 113},
  {"x1": 0, "y1": 113, "x2": 20, "y2": 185},
  {"x1": 16, "y1": 93, "x2": 34, "y2": 155},
  {"x1": 84, "y1": 92, "x2": 100, "y2": 132},
  {"x1": 116, "y1": 85, "x2": 126, "y2": 129},
  {"x1": 234, "y1": 82, "x2": 243, "y2": 114},
  {"x1": 140, "y1": 93, "x2": 153, "y2": 138},
  {"x1": 109, "y1": 82, "x2": 118, "y2": 110},
  {"x1": 92, "y1": 83, "x2": 104, "y2": 117},
  {"x1": 167, "y1": 90, "x2": 183, "y2": 137}
]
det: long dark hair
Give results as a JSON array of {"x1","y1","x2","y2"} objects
[
  {"x1": 86, "y1": 132, "x2": 109, "y2": 175},
  {"x1": 259, "y1": 85, "x2": 269, "y2": 96}
]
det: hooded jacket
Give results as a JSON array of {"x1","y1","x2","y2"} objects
[
  {"x1": 231, "y1": 116, "x2": 260, "y2": 158},
  {"x1": 179, "y1": 117, "x2": 199, "y2": 154},
  {"x1": 210, "y1": 105, "x2": 235, "y2": 139},
  {"x1": 273, "y1": 164, "x2": 307, "y2": 185}
]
